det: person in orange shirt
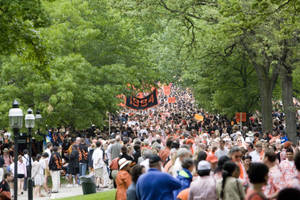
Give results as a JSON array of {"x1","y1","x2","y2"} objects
[
  {"x1": 177, "y1": 188, "x2": 189, "y2": 200},
  {"x1": 159, "y1": 139, "x2": 173, "y2": 165},
  {"x1": 116, "y1": 158, "x2": 132, "y2": 200},
  {"x1": 185, "y1": 139, "x2": 194, "y2": 155}
]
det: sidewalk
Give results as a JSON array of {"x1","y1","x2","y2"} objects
[{"x1": 17, "y1": 185, "x2": 112, "y2": 200}]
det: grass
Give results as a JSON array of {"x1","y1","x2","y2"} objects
[{"x1": 57, "y1": 190, "x2": 116, "y2": 200}]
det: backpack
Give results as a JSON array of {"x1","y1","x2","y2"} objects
[{"x1": 109, "y1": 157, "x2": 119, "y2": 170}]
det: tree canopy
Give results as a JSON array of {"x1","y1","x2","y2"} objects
[{"x1": 0, "y1": 0, "x2": 299, "y2": 140}]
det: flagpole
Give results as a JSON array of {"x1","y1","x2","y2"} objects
[{"x1": 109, "y1": 113, "x2": 111, "y2": 135}]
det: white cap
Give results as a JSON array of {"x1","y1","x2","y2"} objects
[
  {"x1": 197, "y1": 160, "x2": 211, "y2": 171},
  {"x1": 245, "y1": 137, "x2": 252, "y2": 143}
]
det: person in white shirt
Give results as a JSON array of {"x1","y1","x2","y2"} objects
[
  {"x1": 172, "y1": 148, "x2": 191, "y2": 177},
  {"x1": 11, "y1": 155, "x2": 27, "y2": 195},
  {"x1": 44, "y1": 142, "x2": 53, "y2": 163},
  {"x1": 40, "y1": 152, "x2": 50, "y2": 194},
  {"x1": 32, "y1": 154, "x2": 45, "y2": 197},
  {"x1": 106, "y1": 139, "x2": 114, "y2": 165},
  {"x1": 92, "y1": 141, "x2": 105, "y2": 188},
  {"x1": 249, "y1": 142, "x2": 263, "y2": 162},
  {"x1": 22, "y1": 149, "x2": 33, "y2": 191},
  {"x1": 215, "y1": 140, "x2": 229, "y2": 159}
]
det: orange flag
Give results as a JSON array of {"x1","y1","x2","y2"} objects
[{"x1": 164, "y1": 85, "x2": 171, "y2": 96}]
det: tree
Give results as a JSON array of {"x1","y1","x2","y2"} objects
[
  {"x1": 0, "y1": 0, "x2": 159, "y2": 129},
  {"x1": 127, "y1": 0, "x2": 300, "y2": 142},
  {"x1": 217, "y1": 0, "x2": 300, "y2": 142},
  {"x1": 0, "y1": 0, "x2": 50, "y2": 64}
]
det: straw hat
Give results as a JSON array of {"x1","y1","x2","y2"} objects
[{"x1": 118, "y1": 158, "x2": 131, "y2": 170}]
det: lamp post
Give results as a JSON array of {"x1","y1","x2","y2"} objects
[
  {"x1": 25, "y1": 108, "x2": 35, "y2": 200},
  {"x1": 35, "y1": 111, "x2": 43, "y2": 149},
  {"x1": 8, "y1": 100, "x2": 23, "y2": 200},
  {"x1": 35, "y1": 111, "x2": 42, "y2": 132}
]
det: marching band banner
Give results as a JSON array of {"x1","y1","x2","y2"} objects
[{"x1": 126, "y1": 89, "x2": 158, "y2": 110}]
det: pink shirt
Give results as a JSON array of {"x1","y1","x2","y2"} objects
[
  {"x1": 288, "y1": 172, "x2": 300, "y2": 190},
  {"x1": 263, "y1": 165, "x2": 285, "y2": 197},
  {"x1": 279, "y1": 160, "x2": 297, "y2": 185},
  {"x1": 188, "y1": 176, "x2": 217, "y2": 200}
]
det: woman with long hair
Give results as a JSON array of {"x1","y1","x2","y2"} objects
[
  {"x1": 32, "y1": 154, "x2": 45, "y2": 197},
  {"x1": 216, "y1": 161, "x2": 245, "y2": 200},
  {"x1": 214, "y1": 156, "x2": 230, "y2": 181}
]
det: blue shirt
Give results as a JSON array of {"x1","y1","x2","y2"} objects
[
  {"x1": 281, "y1": 136, "x2": 288, "y2": 144},
  {"x1": 136, "y1": 168, "x2": 181, "y2": 200},
  {"x1": 173, "y1": 168, "x2": 193, "y2": 198}
]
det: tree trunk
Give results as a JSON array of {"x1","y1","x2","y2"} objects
[
  {"x1": 281, "y1": 70, "x2": 297, "y2": 144},
  {"x1": 259, "y1": 78, "x2": 273, "y2": 133},
  {"x1": 254, "y1": 65, "x2": 274, "y2": 134}
]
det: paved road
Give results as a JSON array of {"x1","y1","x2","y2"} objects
[{"x1": 17, "y1": 185, "x2": 112, "y2": 200}]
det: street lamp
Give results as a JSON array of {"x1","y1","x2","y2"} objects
[
  {"x1": 35, "y1": 110, "x2": 42, "y2": 135},
  {"x1": 8, "y1": 100, "x2": 23, "y2": 200},
  {"x1": 25, "y1": 108, "x2": 35, "y2": 200},
  {"x1": 35, "y1": 110, "x2": 42, "y2": 123},
  {"x1": 35, "y1": 110, "x2": 45, "y2": 157}
]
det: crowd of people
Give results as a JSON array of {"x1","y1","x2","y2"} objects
[{"x1": 0, "y1": 84, "x2": 300, "y2": 200}]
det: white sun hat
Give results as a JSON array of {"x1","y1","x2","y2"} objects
[{"x1": 118, "y1": 158, "x2": 131, "y2": 170}]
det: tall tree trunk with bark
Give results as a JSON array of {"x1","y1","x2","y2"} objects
[
  {"x1": 281, "y1": 68, "x2": 297, "y2": 144},
  {"x1": 242, "y1": 42, "x2": 278, "y2": 134},
  {"x1": 258, "y1": 76, "x2": 273, "y2": 133}
]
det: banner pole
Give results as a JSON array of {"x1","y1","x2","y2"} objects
[
  {"x1": 240, "y1": 112, "x2": 242, "y2": 131},
  {"x1": 109, "y1": 113, "x2": 111, "y2": 135}
]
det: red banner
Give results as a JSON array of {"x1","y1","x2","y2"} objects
[
  {"x1": 168, "y1": 97, "x2": 176, "y2": 103},
  {"x1": 236, "y1": 112, "x2": 247, "y2": 122},
  {"x1": 164, "y1": 86, "x2": 171, "y2": 96}
]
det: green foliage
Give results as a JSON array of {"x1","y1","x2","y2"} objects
[
  {"x1": 1, "y1": 0, "x2": 299, "y2": 130},
  {"x1": 0, "y1": 0, "x2": 50, "y2": 65},
  {"x1": 0, "y1": 0, "x2": 159, "y2": 129}
]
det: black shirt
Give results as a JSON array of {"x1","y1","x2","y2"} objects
[
  {"x1": 0, "y1": 180, "x2": 10, "y2": 192},
  {"x1": 0, "y1": 157, "x2": 4, "y2": 168}
]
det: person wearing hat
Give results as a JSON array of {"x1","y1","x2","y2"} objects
[
  {"x1": 116, "y1": 158, "x2": 132, "y2": 200},
  {"x1": 188, "y1": 160, "x2": 217, "y2": 200},
  {"x1": 136, "y1": 154, "x2": 181, "y2": 200}
]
